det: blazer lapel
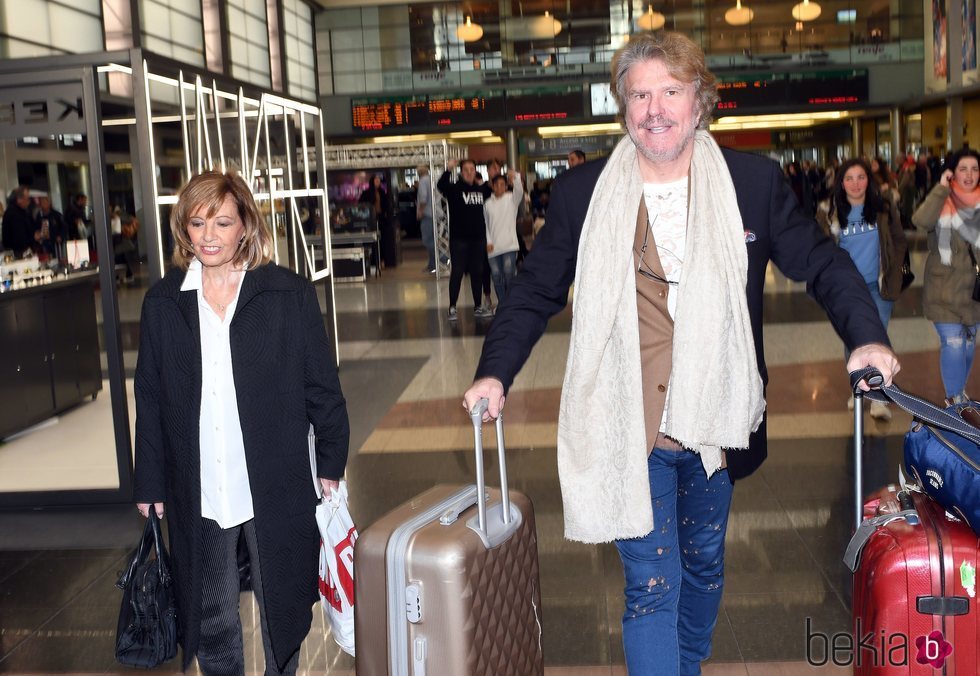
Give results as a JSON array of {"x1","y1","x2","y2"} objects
[
  {"x1": 634, "y1": 199, "x2": 668, "y2": 281},
  {"x1": 234, "y1": 268, "x2": 262, "y2": 317},
  {"x1": 176, "y1": 288, "x2": 201, "y2": 351}
]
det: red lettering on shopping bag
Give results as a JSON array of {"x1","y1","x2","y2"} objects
[
  {"x1": 318, "y1": 549, "x2": 344, "y2": 612},
  {"x1": 332, "y1": 526, "x2": 357, "y2": 604}
]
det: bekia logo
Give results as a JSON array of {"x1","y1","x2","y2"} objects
[
  {"x1": 806, "y1": 618, "x2": 952, "y2": 668},
  {"x1": 915, "y1": 630, "x2": 952, "y2": 668}
]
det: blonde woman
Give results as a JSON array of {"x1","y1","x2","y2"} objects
[{"x1": 134, "y1": 171, "x2": 349, "y2": 675}]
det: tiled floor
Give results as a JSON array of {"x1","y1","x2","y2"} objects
[{"x1": 0, "y1": 235, "x2": 965, "y2": 674}]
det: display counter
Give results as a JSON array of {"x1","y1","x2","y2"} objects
[
  {"x1": 307, "y1": 232, "x2": 381, "y2": 280},
  {"x1": 0, "y1": 270, "x2": 102, "y2": 439}
]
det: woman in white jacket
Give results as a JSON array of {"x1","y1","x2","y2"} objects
[{"x1": 484, "y1": 169, "x2": 524, "y2": 304}]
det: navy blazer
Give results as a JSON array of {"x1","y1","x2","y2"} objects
[
  {"x1": 133, "y1": 263, "x2": 349, "y2": 669},
  {"x1": 475, "y1": 147, "x2": 889, "y2": 480}
]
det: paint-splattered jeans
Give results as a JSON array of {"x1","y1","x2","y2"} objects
[
  {"x1": 615, "y1": 448, "x2": 733, "y2": 676},
  {"x1": 934, "y1": 322, "x2": 980, "y2": 400}
]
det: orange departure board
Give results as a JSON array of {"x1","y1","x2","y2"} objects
[
  {"x1": 715, "y1": 69, "x2": 868, "y2": 113},
  {"x1": 351, "y1": 86, "x2": 583, "y2": 134},
  {"x1": 351, "y1": 97, "x2": 427, "y2": 132}
]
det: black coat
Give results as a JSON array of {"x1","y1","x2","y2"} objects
[
  {"x1": 475, "y1": 147, "x2": 889, "y2": 480},
  {"x1": 1, "y1": 202, "x2": 36, "y2": 255},
  {"x1": 133, "y1": 263, "x2": 349, "y2": 669}
]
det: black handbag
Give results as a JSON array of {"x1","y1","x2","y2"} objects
[
  {"x1": 968, "y1": 247, "x2": 980, "y2": 302},
  {"x1": 115, "y1": 511, "x2": 179, "y2": 668},
  {"x1": 900, "y1": 250, "x2": 915, "y2": 292}
]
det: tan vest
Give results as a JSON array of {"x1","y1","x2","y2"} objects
[{"x1": 632, "y1": 201, "x2": 677, "y2": 454}]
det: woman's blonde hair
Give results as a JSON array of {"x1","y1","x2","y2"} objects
[{"x1": 170, "y1": 171, "x2": 273, "y2": 270}]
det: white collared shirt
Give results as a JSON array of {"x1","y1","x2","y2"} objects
[{"x1": 181, "y1": 259, "x2": 253, "y2": 528}]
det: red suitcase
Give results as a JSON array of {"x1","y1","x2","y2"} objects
[{"x1": 845, "y1": 385, "x2": 980, "y2": 674}]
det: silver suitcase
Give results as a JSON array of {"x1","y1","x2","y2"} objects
[{"x1": 354, "y1": 401, "x2": 544, "y2": 675}]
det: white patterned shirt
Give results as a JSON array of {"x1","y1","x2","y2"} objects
[
  {"x1": 642, "y1": 178, "x2": 688, "y2": 434},
  {"x1": 642, "y1": 178, "x2": 688, "y2": 319}
]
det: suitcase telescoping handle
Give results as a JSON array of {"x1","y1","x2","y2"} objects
[
  {"x1": 849, "y1": 368, "x2": 923, "y2": 529},
  {"x1": 850, "y1": 369, "x2": 882, "y2": 530},
  {"x1": 469, "y1": 398, "x2": 515, "y2": 540},
  {"x1": 843, "y1": 368, "x2": 919, "y2": 571},
  {"x1": 848, "y1": 363, "x2": 980, "y2": 528}
]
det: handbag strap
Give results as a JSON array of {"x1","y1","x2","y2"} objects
[
  {"x1": 116, "y1": 512, "x2": 170, "y2": 589},
  {"x1": 850, "y1": 367, "x2": 980, "y2": 445},
  {"x1": 148, "y1": 511, "x2": 171, "y2": 585},
  {"x1": 968, "y1": 246, "x2": 979, "y2": 275}
]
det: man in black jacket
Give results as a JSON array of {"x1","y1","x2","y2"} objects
[
  {"x1": 34, "y1": 195, "x2": 68, "y2": 257},
  {"x1": 463, "y1": 32, "x2": 900, "y2": 675},
  {"x1": 64, "y1": 193, "x2": 90, "y2": 241},
  {"x1": 2, "y1": 186, "x2": 36, "y2": 256},
  {"x1": 437, "y1": 158, "x2": 492, "y2": 320}
]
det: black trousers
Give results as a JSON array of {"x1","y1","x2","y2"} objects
[
  {"x1": 449, "y1": 238, "x2": 485, "y2": 308},
  {"x1": 198, "y1": 518, "x2": 301, "y2": 676}
]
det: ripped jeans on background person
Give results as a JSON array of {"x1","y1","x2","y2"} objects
[{"x1": 933, "y1": 322, "x2": 980, "y2": 401}]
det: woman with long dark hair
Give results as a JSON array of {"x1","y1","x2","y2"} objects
[
  {"x1": 360, "y1": 174, "x2": 396, "y2": 268},
  {"x1": 818, "y1": 157, "x2": 908, "y2": 419}
]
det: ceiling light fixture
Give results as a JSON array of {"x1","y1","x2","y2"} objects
[
  {"x1": 725, "y1": 0, "x2": 754, "y2": 26},
  {"x1": 637, "y1": 4, "x2": 666, "y2": 31},
  {"x1": 528, "y1": 10, "x2": 562, "y2": 39},
  {"x1": 711, "y1": 110, "x2": 851, "y2": 131},
  {"x1": 537, "y1": 122, "x2": 623, "y2": 137},
  {"x1": 456, "y1": 15, "x2": 484, "y2": 43},
  {"x1": 791, "y1": 0, "x2": 821, "y2": 22}
]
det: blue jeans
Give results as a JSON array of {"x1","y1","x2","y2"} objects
[
  {"x1": 615, "y1": 448, "x2": 733, "y2": 676},
  {"x1": 420, "y1": 216, "x2": 435, "y2": 269},
  {"x1": 934, "y1": 322, "x2": 980, "y2": 399},
  {"x1": 865, "y1": 280, "x2": 894, "y2": 331},
  {"x1": 487, "y1": 252, "x2": 518, "y2": 303}
]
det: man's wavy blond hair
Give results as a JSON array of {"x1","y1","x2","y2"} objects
[
  {"x1": 611, "y1": 32, "x2": 719, "y2": 129},
  {"x1": 170, "y1": 171, "x2": 273, "y2": 270}
]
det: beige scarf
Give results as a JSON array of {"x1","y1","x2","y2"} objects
[{"x1": 557, "y1": 131, "x2": 765, "y2": 544}]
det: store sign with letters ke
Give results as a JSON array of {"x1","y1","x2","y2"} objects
[{"x1": 0, "y1": 83, "x2": 85, "y2": 137}]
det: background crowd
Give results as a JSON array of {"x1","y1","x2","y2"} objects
[{"x1": 1, "y1": 188, "x2": 140, "y2": 282}]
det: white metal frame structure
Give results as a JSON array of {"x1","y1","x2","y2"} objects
[
  {"x1": 101, "y1": 57, "x2": 339, "y2": 361},
  {"x1": 0, "y1": 48, "x2": 339, "y2": 507},
  {"x1": 323, "y1": 140, "x2": 467, "y2": 279}
]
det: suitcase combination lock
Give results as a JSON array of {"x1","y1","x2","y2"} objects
[{"x1": 405, "y1": 583, "x2": 422, "y2": 623}]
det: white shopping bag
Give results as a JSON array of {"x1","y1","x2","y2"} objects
[{"x1": 315, "y1": 480, "x2": 357, "y2": 656}]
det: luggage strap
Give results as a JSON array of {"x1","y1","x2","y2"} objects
[
  {"x1": 843, "y1": 509, "x2": 919, "y2": 573},
  {"x1": 849, "y1": 367, "x2": 980, "y2": 444}
]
